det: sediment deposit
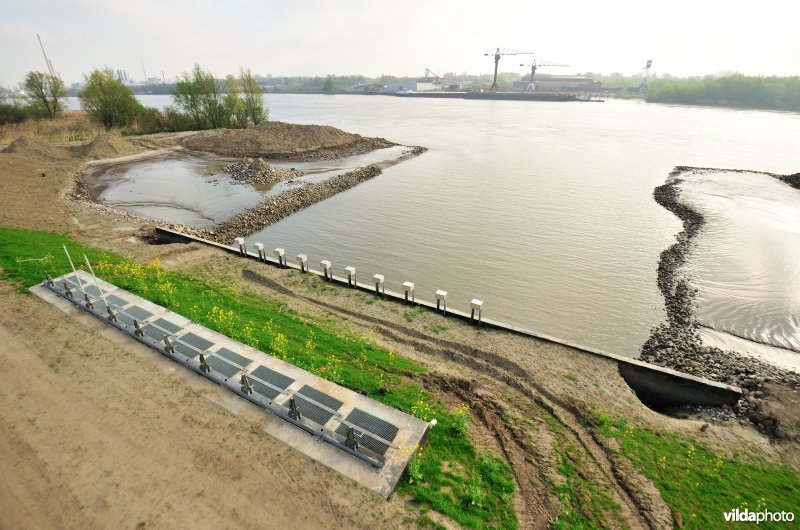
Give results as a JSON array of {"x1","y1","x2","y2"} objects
[{"x1": 179, "y1": 120, "x2": 397, "y2": 161}]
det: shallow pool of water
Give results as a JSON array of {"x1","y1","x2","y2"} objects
[
  {"x1": 96, "y1": 156, "x2": 261, "y2": 227},
  {"x1": 94, "y1": 146, "x2": 411, "y2": 227}
]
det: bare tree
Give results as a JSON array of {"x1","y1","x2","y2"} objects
[{"x1": 24, "y1": 71, "x2": 66, "y2": 118}]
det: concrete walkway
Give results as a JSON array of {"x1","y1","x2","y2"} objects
[{"x1": 34, "y1": 270, "x2": 428, "y2": 497}]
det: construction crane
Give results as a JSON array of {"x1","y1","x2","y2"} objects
[
  {"x1": 424, "y1": 67, "x2": 446, "y2": 84},
  {"x1": 36, "y1": 34, "x2": 60, "y2": 80},
  {"x1": 519, "y1": 59, "x2": 569, "y2": 91},
  {"x1": 639, "y1": 59, "x2": 653, "y2": 93},
  {"x1": 484, "y1": 48, "x2": 533, "y2": 91}
]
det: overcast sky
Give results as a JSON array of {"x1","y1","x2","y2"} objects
[{"x1": 2, "y1": 0, "x2": 798, "y2": 86}]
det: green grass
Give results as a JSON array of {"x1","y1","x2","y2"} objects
[
  {"x1": 534, "y1": 406, "x2": 625, "y2": 529},
  {"x1": 593, "y1": 413, "x2": 800, "y2": 529},
  {"x1": 0, "y1": 227, "x2": 517, "y2": 529},
  {"x1": 403, "y1": 305, "x2": 427, "y2": 322}
]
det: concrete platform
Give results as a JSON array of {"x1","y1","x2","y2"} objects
[{"x1": 33, "y1": 271, "x2": 429, "y2": 498}]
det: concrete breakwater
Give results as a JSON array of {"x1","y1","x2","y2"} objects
[
  {"x1": 641, "y1": 167, "x2": 800, "y2": 436},
  {"x1": 156, "y1": 225, "x2": 743, "y2": 410}
]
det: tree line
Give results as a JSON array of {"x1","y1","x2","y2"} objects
[
  {"x1": 0, "y1": 64, "x2": 267, "y2": 133},
  {"x1": 645, "y1": 74, "x2": 800, "y2": 111}
]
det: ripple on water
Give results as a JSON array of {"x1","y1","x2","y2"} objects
[{"x1": 679, "y1": 170, "x2": 800, "y2": 370}]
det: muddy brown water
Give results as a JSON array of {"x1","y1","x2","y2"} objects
[{"x1": 83, "y1": 95, "x2": 800, "y2": 367}]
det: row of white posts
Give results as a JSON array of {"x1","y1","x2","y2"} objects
[{"x1": 234, "y1": 237, "x2": 484, "y2": 324}]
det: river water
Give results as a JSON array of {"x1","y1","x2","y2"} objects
[
  {"x1": 677, "y1": 169, "x2": 800, "y2": 372},
  {"x1": 79, "y1": 95, "x2": 800, "y2": 362}
]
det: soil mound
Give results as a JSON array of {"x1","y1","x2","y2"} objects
[
  {"x1": 179, "y1": 121, "x2": 363, "y2": 158},
  {"x1": 77, "y1": 133, "x2": 140, "y2": 159},
  {"x1": 2, "y1": 136, "x2": 72, "y2": 161}
]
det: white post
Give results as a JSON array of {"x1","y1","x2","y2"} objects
[
  {"x1": 435, "y1": 289, "x2": 448, "y2": 315},
  {"x1": 274, "y1": 248, "x2": 286, "y2": 268},
  {"x1": 344, "y1": 266, "x2": 356, "y2": 288},
  {"x1": 402, "y1": 281, "x2": 415, "y2": 304},
  {"x1": 372, "y1": 274, "x2": 385, "y2": 295},
  {"x1": 470, "y1": 299, "x2": 484, "y2": 324},
  {"x1": 234, "y1": 237, "x2": 246, "y2": 257},
  {"x1": 253, "y1": 242, "x2": 265, "y2": 262},
  {"x1": 297, "y1": 254, "x2": 308, "y2": 273},
  {"x1": 321, "y1": 260, "x2": 332, "y2": 281}
]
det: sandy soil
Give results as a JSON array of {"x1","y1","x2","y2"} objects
[{"x1": 1, "y1": 137, "x2": 798, "y2": 529}]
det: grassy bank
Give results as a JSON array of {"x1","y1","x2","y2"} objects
[
  {"x1": 0, "y1": 227, "x2": 516, "y2": 529},
  {"x1": 0, "y1": 111, "x2": 105, "y2": 145},
  {"x1": 591, "y1": 412, "x2": 800, "y2": 529}
]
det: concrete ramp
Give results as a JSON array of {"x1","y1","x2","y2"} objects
[{"x1": 34, "y1": 271, "x2": 428, "y2": 497}]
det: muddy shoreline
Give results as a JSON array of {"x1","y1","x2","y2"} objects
[
  {"x1": 70, "y1": 128, "x2": 426, "y2": 242},
  {"x1": 641, "y1": 166, "x2": 800, "y2": 436}
]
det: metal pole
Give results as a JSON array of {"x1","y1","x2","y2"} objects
[
  {"x1": 83, "y1": 254, "x2": 111, "y2": 312},
  {"x1": 62, "y1": 245, "x2": 87, "y2": 295}
]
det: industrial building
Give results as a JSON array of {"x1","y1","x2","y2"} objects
[
  {"x1": 384, "y1": 81, "x2": 435, "y2": 93},
  {"x1": 513, "y1": 75, "x2": 603, "y2": 92}
]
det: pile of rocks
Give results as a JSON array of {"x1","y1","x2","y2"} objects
[
  {"x1": 225, "y1": 158, "x2": 300, "y2": 185},
  {"x1": 288, "y1": 137, "x2": 397, "y2": 162},
  {"x1": 196, "y1": 165, "x2": 382, "y2": 243}
]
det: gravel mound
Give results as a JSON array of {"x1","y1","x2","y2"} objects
[
  {"x1": 77, "y1": 133, "x2": 140, "y2": 159},
  {"x1": 225, "y1": 158, "x2": 299, "y2": 185},
  {"x1": 2, "y1": 136, "x2": 72, "y2": 161}
]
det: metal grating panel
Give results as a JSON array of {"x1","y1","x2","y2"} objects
[
  {"x1": 175, "y1": 342, "x2": 200, "y2": 358},
  {"x1": 215, "y1": 347, "x2": 252, "y2": 367},
  {"x1": 105, "y1": 294, "x2": 129, "y2": 308},
  {"x1": 180, "y1": 332, "x2": 214, "y2": 351},
  {"x1": 83, "y1": 284, "x2": 102, "y2": 297},
  {"x1": 334, "y1": 425, "x2": 390, "y2": 456},
  {"x1": 251, "y1": 366, "x2": 294, "y2": 390},
  {"x1": 125, "y1": 305, "x2": 153, "y2": 321},
  {"x1": 291, "y1": 386, "x2": 344, "y2": 428},
  {"x1": 116, "y1": 303, "x2": 147, "y2": 327},
  {"x1": 297, "y1": 385, "x2": 343, "y2": 411},
  {"x1": 294, "y1": 396, "x2": 336, "y2": 426},
  {"x1": 208, "y1": 356, "x2": 240, "y2": 378},
  {"x1": 144, "y1": 324, "x2": 166, "y2": 341},
  {"x1": 152, "y1": 318, "x2": 181, "y2": 334},
  {"x1": 252, "y1": 381, "x2": 280, "y2": 400},
  {"x1": 344, "y1": 408, "x2": 399, "y2": 442}
]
